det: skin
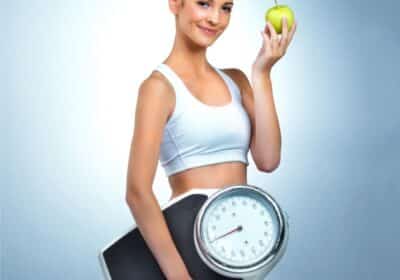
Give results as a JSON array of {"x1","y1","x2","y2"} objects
[{"x1": 125, "y1": 1, "x2": 297, "y2": 279}]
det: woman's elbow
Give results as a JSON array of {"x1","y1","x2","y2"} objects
[
  {"x1": 125, "y1": 183, "x2": 153, "y2": 205},
  {"x1": 258, "y1": 159, "x2": 281, "y2": 173},
  {"x1": 125, "y1": 185, "x2": 144, "y2": 204}
]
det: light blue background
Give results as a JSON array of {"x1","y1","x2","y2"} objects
[{"x1": 2, "y1": 0, "x2": 399, "y2": 279}]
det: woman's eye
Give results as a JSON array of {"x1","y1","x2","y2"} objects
[
  {"x1": 222, "y1": 6, "x2": 232, "y2": 13},
  {"x1": 197, "y1": 1, "x2": 209, "y2": 8}
]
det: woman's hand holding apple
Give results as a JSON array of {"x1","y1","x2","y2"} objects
[{"x1": 253, "y1": 16, "x2": 297, "y2": 74}]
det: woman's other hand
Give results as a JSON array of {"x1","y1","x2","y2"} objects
[{"x1": 253, "y1": 17, "x2": 297, "y2": 74}]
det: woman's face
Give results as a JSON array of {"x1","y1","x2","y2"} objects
[{"x1": 171, "y1": 0, "x2": 234, "y2": 48}]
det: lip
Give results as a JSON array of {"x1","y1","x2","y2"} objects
[{"x1": 198, "y1": 25, "x2": 218, "y2": 36}]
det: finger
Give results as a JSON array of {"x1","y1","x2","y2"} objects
[
  {"x1": 260, "y1": 30, "x2": 271, "y2": 50},
  {"x1": 266, "y1": 21, "x2": 278, "y2": 39},
  {"x1": 260, "y1": 31, "x2": 274, "y2": 56},
  {"x1": 281, "y1": 16, "x2": 288, "y2": 37},
  {"x1": 263, "y1": 23, "x2": 271, "y2": 39},
  {"x1": 261, "y1": 24, "x2": 272, "y2": 45},
  {"x1": 280, "y1": 16, "x2": 289, "y2": 50},
  {"x1": 266, "y1": 21, "x2": 278, "y2": 48}
]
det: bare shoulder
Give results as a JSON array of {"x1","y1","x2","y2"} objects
[
  {"x1": 220, "y1": 68, "x2": 255, "y2": 129},
  {"x1": 220, "y1": 68, "x2": 247, "y2": 82},
  {"x1": 137, "y1": 70, "x2": 175, "y2": 121},
  {"x1": 139, "y1": 70, "x2": 174, "y2": 101},
  {"x1": 220, "y1": 68, "x2": 252, "y2": 100}
]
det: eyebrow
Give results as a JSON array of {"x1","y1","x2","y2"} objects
[{"x1": 210, "y1": 0, "x2": 234, "y2": 5}]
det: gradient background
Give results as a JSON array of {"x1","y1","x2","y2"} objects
[{"x1": 2, "y1": 0, "x2": 400, "y2": 279}]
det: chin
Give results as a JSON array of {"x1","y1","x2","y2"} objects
[
  {"x1": 199, "y1": 38, "x2": 216, "y2": 48},
  {"x1": 195, "y1": 34, "x2": 220, "y2": 48}
]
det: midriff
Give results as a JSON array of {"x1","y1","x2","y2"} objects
[{"x1": 167, "y1": 161, "x2": 247, "y2": 201}]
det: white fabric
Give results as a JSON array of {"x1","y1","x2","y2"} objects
[{"x1": 155, "y1": 63, "x2": 251, "y2": 177}]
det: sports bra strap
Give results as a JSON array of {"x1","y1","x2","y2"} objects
[
  {"x1": 155, "y1": 63, "x2": 242, "y2": 104},
  {"x1": 155, "y1": 63, "x2": 185, "y2": 93}
]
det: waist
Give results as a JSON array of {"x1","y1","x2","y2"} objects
[{"x1": 168, "y1": 162, "x2": 247, "y2": 200}]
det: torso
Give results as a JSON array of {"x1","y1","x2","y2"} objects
[
  {"x1": 151, "y1": 64, "x2": 248, "y2": 201},
  {"x1": 168, "y1": 162, "x2": 247, "y2": 200}
]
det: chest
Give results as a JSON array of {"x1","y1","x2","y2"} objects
[{"x1": 183, "y1": 76, "x2": 233, "y2": 107}]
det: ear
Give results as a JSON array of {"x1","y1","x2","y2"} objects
[{"x1": 168, "y1": 0, "x2": 183, "y2": 15}]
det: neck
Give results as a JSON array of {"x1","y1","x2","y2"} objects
[{"x1": 163, "y1": 26, "x2": 212, "y2": 78}]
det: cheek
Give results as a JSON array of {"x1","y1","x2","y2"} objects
[
  {"x1": 221, "y1": 13, "x2": 231, "y2": 24},
  {"x1": 183, "y1": 4, "x2": 232, "y2": 24},
  {"x1": 186, "y1": 6, "x2": 208, "y2": 22}
]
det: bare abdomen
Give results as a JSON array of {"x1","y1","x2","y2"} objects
[{"x1": 167, "y1": 162, "x2": 247, "y2": 200}]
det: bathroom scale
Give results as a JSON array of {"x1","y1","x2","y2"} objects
[{"x1": 99, "y1": 184, "x2": 289, "y2": 280}]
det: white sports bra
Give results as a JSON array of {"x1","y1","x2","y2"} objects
[{"x1": 155, "y1": 63, "x2": 251, "y2": 177}]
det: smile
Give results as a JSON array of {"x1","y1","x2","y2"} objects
[{"x1": 198, "y1": 25, "x2": 218, "y2": 36}]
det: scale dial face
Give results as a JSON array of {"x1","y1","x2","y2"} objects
[{"x1": 198, "y1": 187, "x2": 282, "y2": 268}]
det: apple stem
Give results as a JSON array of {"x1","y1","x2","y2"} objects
[{"x1": 274, "y1": 0, "x2": 278, "y2": 6}]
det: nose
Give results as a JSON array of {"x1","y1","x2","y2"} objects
[{"x1": 207, "y1": 8, "x2": 220, "y2": 25}]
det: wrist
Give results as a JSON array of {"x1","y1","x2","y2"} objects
[
  {"x1": 252, "y1": 62, "x2": 272, "y2": 77},
  {"x1": 252, "y1": 66, "x2": 271, "y2": 80},
  {"x1": 251, "y1": 70, "x2": 272, "y2": 86}
]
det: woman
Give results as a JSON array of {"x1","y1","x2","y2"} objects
[{"x1": 125, "y1": 0, "x2": 297, "y2": 279}]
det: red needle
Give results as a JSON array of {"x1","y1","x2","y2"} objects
[{"x1": 210, "y1": 225, "x2": 243, "y2": 243}]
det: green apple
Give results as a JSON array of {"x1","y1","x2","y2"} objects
[{"x1": 265, "y1": 2, "x2": 295, "y2": 34}]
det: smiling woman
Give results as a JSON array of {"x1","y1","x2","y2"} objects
[
  {"x1": 172, "y1": 0, "x2": 234, "y2": 48},
  {"x1": 102, "y1": 0, "x2": 297, "y2": 279}
]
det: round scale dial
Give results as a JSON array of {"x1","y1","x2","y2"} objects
[
  {"x1": 194, "y1": 185, "x2": 286, "y2": 277},
  {"x1": 202, "y1": 193, "x2": 279, "y2": 267}
]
